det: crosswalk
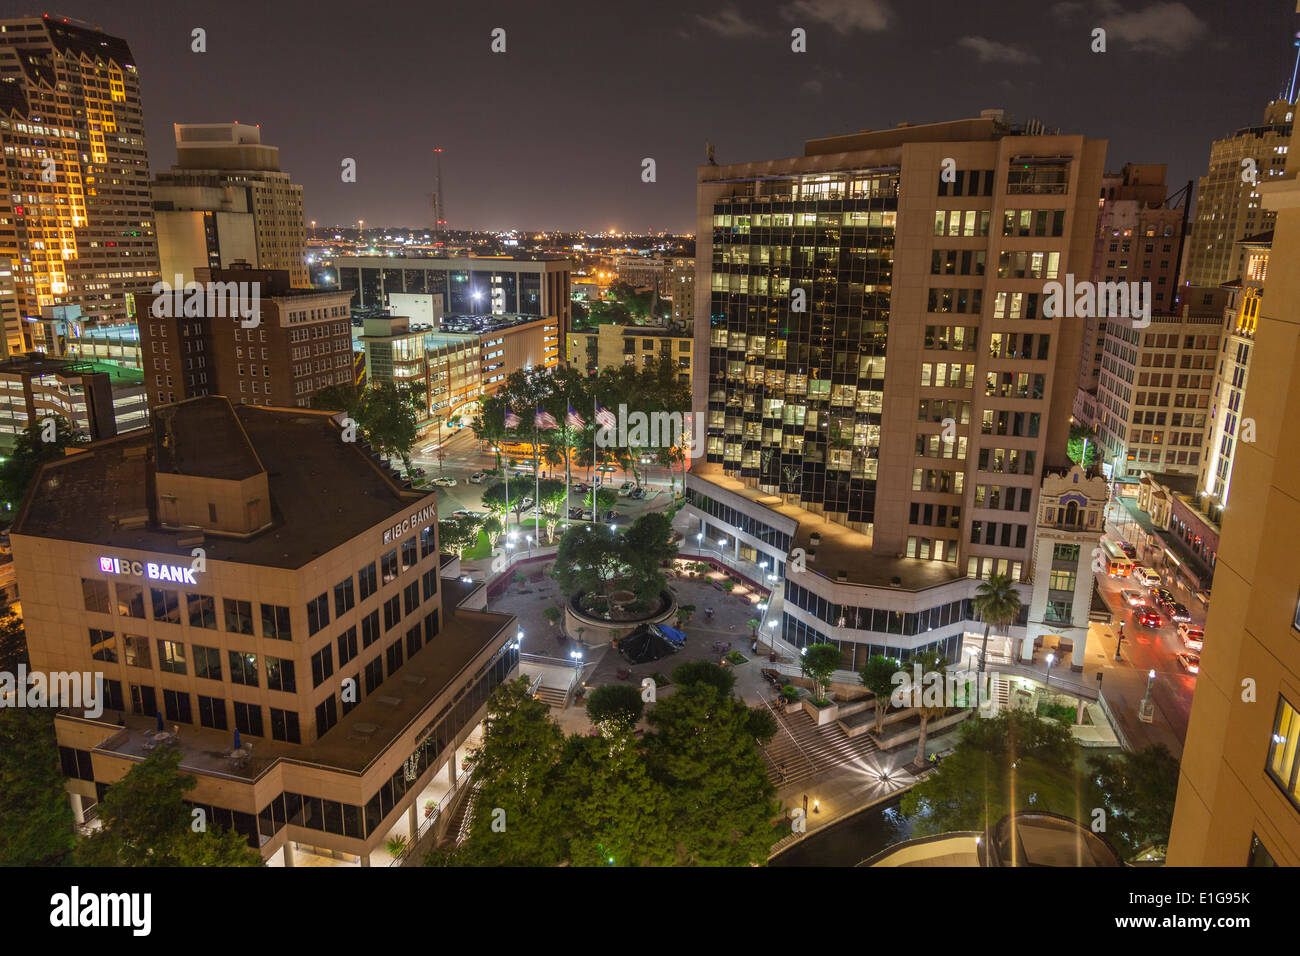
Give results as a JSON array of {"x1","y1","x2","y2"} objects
[{"x1": 761, "y1": 705, "x2": 881, "y2": 787}]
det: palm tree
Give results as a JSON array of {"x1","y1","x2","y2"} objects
[
  {"x1": 910, "y1": 651, "x2": 947, "y2": 772},
  {"x1": 972, "y1": 572, "x2": 1022, "y2": 673}
]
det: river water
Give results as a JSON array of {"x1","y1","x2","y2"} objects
[{"x1": 769, "y1": 794, "x2": 912, "y2": 867}]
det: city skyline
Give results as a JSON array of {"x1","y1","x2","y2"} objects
[{"x1": 27, "y1": 0, "x2": 1300, "y2": 233}]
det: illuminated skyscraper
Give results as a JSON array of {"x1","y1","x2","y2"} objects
[
  {"x1": 153, "y1": 123, "x2": 309, "y2": 288},
  {"x1": 1182, "y1": 98, "x2": 1292, "y2": 288},
  {"x1": 0, "y1": 14, "x2": 160, "y2": 355}
]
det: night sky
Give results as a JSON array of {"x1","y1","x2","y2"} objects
[{"x1": 30, "y1": 0, "x2": 1300, "y2": 233}]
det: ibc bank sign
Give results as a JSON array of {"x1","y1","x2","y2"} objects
[
  {"x1": 382, "y1": 503, "x2": 436, "y2": 545},
  {"x1": 99, "y1": 556, "x2": 198, "y2": 585}
]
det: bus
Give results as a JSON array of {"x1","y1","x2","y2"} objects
[{"x1": 1101, "y1": 539, "x2": 1133, "y2": 578}]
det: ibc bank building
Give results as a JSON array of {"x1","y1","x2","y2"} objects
[{"x1": 10, "y1": 396, "x2": 517, "y2": 866}]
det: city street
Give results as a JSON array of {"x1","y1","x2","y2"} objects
[{"x1": 1086, "y1": 513, "x2": 1209, "y2": 751}]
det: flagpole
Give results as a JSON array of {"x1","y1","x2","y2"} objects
[
  {"x1": 592, "y1": 395, "x2": 598, "y2": 508},
  {"x1": 534, "y1": 415, "x2": 540, "y2": 548},
  {"x1": 564, "y1": 398, "x2": 571, "y2": 535}
]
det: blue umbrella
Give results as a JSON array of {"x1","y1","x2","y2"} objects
[
  {"x1": 234, "y1": 729, "x2": 241, "y2": 751},
  {"x1": 155, "y1": 711, "x2": 164, "y2": 732}
]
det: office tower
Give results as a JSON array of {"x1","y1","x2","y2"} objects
[
  {"x1": 9, "y1": 395, "x2": 519, "y2": 865},
  {"x1": 138, "y1": 265, "x2": 353, "y2": 411},
  {"x1": 1198, "y1": 232, "x2": 1269, "y2": 520},
  {"x1": 1166, "y1": 172, "x2": 1300, "y2": 866},
  {"x1": 1092, "y1": 288, "x2": 1226, "y2": 481},
  {"x1": 1182, "y1": 97, "x2": 1292, "y2": 288},
  {"x1": 1074, "y1": 164, "x2": 1186, "y2": 425},
  {"x1": 0, "y1": 14, "x2": 160, "y2": 354},
  {"x1": 332, "y1": 255, "x2": 573, "y2": 339},
  {"x1": 357, "y1": 314, "x2": 482, "y2": 433},
  {"x1": 667, "y1": 256, "x2": 695, "y2": 331},
  {"x1": 686, "y1": 111, "x2": 1104, "y2": 670},
  {"x1": 614, "y1": 254, "x2": 664, "y2": 290},
  {"x1": 566, "y1": 323, "x2": 693, "y2": 387},
  {"x1": 153, "y1": 123, "x2": 309, "y2": 287}
]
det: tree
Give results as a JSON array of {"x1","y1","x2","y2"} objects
[
  {"x1": 746, "y1": 706, "x2": 778, "y2": 744},
  {"x1": 583, "y1": 488, "x2": 618, "y2": 514},
  {"x1": 437, "y1": 515, "x2": 480, "y2": 559},
  {"x1": 1067, "y1": 423, "x2": 1101, "y2": 468},
  {"x1": 0, "y1": 415, "x2": 86, "y2": 512},
  {"x1": 0, "y1": 607, "x2": 27, "y2": 675},
  {"x1": 1087, "y1": 744, "x2": 1180, "y2": 858},
  {"x1": 800, "y1": 644, "x2": 842, "y2": 703},
  {"x1": 554, "y1": 525, "x2": 625, "y2": 605},
  {"x1": 355, "y1": 382, "x2": 423, "y2": 473},
  {"x1": 558, "y1": 729, "x2": 676, "y2": 866},
  {"x1": 621, "y1": 511, "x2": 678, "y2": 602},
  {"x1": 909, "y1": 650, "x2": 948, "y2": 770},
  {"x1": 972, "y1": 573, "x2": 1022, "y2": 673},
  {"x1": 309, "y1": 383, "x2": 362, "y2": 416},
  {"x1": 675, "y1": 604, "x2": 696, "y2": 628},
  {"x1": 671, "y1": 659, "x2": 736, "y2": 697},
  {"x1": 859, "y1": 654, "x2": 901, "y2": 735},
  {"x1": 901, "y1": 711, "x2": 1080, "y2": 838},
  {"x1": 456, "y1": 678, "x2": 569, "y2": 866},
  {"x1": 481, "y1": 480, "x2": 531, "y2": 519},
  {"x1": 78, "y1": 746, "x2": 261, "y2": 866},
  {"x1": 534, "y1": 478, "x2": 569, "y2": 541},
  {"x1": 0, "y1": 708, "x2": 76, "y2": 865},
  {"x1": 585, "y1": 683, "x2": 644, "y2": 731},
  {"x1": 643, "y1": 682, "x2": 780, "y2": 865}
]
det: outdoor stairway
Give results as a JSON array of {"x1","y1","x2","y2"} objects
[
  {"x1": 533, "y1": 684, "x2": 569, "y2": 709},
  {"x1": 761, "y1": 706, "x2": 881, "y2": 788}
]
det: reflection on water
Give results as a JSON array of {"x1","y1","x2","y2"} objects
[{"x1": 770, "y1": 794, "x2": 912, "y2": 867}]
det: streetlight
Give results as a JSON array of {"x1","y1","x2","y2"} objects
[
  {"x1": 1045, "y1": 652, "x2": 1055, "y2": 690},
  {"x1": 525, "y1": 534, "x2": 533, "y2": 557},
  {"x1": 696, "y1": 532, "x2": 704, "y2": 556},
  {"x1": 515, "y1": 629, "x2": 524, "y2": 650},
  {"x1": 1143, "y1": 668, "x2": 1156, "y2": 706}
]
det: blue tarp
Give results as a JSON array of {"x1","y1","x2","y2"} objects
[{"x1": 654, "y1": 625, "x2": 687, "y2": 646}]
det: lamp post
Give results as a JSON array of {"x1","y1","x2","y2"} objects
[
  {"x1": 1143, "y1": 668, "x2": 1156, "y2": 707},
  {"x1": 1044, "y1": 652, "x2": 1055, "y2": 690}
]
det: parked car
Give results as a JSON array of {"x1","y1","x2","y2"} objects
[
  {"x1": 1176, "y1": 651, "x2": 1201, "y2": 675},
  {"x1": 469, "y1": 471, "x2": 489, "y2": 484},
  {"x1": 571, "y1": 482, "x2": 589, "y2": 494},
  {"x1": 603, "y1": 510, "x2": 621, "y2": 522},
  {"x1": 515, "y1": 496, "x2": 534, "y2": 511},
  {"x1": 411, "y1": 466, "x2": 427, "y2": 477},
  {"x1": 1119, "y1": 588, "x2": 1146, "y2": 608},
  {"x1": 1136, "y1": 608, "x2": 1164, "y2": 628},
  {"x1": 432, "y1": 476, "x2": 457, "y2": 487},
  {"x1": 1167, "y1": 602, "x2": 1192, "y2": 623},
  {"x1": 1179, "y1": 624, "x2": 1205, "y2": 652},
  {"x1": 629, "y1": 487, "x2": 646, "y2": 500},
  {"x1": 619, "y1": 481, "x2": 634, "y2": 493}
]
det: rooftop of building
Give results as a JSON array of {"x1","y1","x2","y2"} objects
[
  {"x1": 332, "y1": 253, "x2": 572, "y2": 265},
  {"x1": 690, "y1": 462, "x2": 965, "y2": 592},
  {"x1": 12, "y1": 396, "x2": 427, "y2": 570},
  {"x1": 65, "y1": 593, "x2": 514, "y2": 779},
  {"x1": 437, "y1": 313, "x2": 555, "y2": 335},
  {"x1": 195, "y1": 265, "x2": 347, "y2": 301}
]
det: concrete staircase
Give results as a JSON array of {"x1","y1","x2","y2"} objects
[{"x1": 762, "y1": 706, "x2": 881, "y2": 787}]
